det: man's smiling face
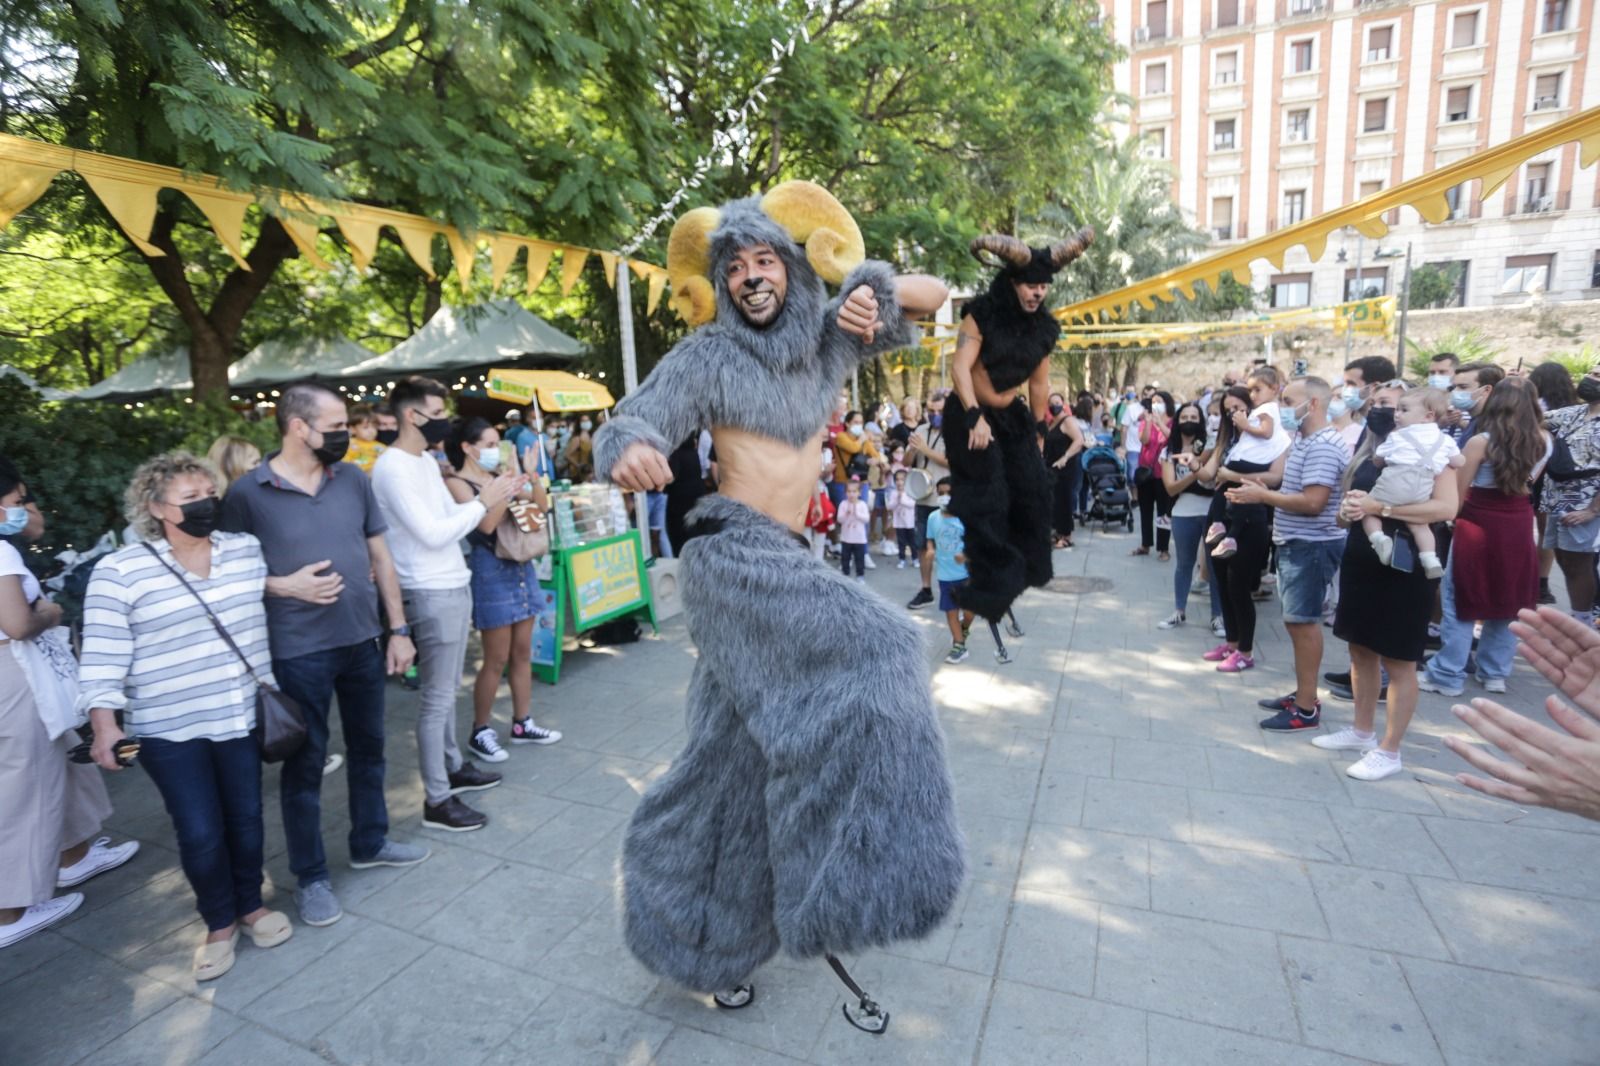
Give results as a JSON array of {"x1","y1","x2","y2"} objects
[{"x1": 725, "y1": 243, "x2": 788, "y2": 328}]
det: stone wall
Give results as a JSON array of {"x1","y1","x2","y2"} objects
[{"x1": 1058, "y1": 295, "x2": 1600, "y2": 397}]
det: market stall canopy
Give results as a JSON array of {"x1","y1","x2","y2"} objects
[
  {"x1": 485, "y1": 368, "x2": 614, "y2": 412},
  {"x1": 0, "y1": 364, "x2": 71, "y2": 400},
  {"x1": 70, "y1": 348, "x2": 192, "y2": 401},
  {"x1": 229, "y1": 336, "x2": 376, "y2": 390},
  {"x1": 338, "y1": 301, "x2": 583, "y2": 382}
]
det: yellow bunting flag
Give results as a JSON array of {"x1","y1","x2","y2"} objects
[
  {"x1": 559, "y1": 247, "x2": 589, "y2": 296},
  {"x1": 489, "y1": 236, "x2": 522, "y2": 290},
  {"x1": 445, "y1": 228, "x2": 476, "y2": 290},
  {"x1": 79, "y1": 173, "x2": 163, "y2": 256},
  {"x1": 598, "y1": 251, "x2": 618, "y2": 289},
  {"x1": 391, "y1": 220, "x2": 439, "y2": 278},
  {"x1": 646, "y1": 270, "x2": 668, "y2": 316},
  {"x1": 275, "y1": 210, "x2": 333, "y2": 271},
  {"x1": 185, "y1": 189, "x2": 253, "y2": 270},
  {"x1": 336, "y1": 215, "x2": 382, "y2": 272},
  {"x1": 524, "y1": 242, "x2": 556, "y2": 294},
  {"x1": 0, "y1": 159, "x2": 62, "y2": 228}
]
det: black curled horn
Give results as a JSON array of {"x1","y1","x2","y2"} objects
[
  {"x1": 1050, "y1": 226, "x2": 1095, "y2": 269},
  {"x1": 970, "y1": 234, "x2": 1032, "y2": 269}
]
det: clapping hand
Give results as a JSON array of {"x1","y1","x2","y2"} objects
[
  {"x1": 1510, "y1": 606, "x2": 1600, "y2": 718},
  {"x1": 837, "y1": 285, "x2": 881, "y2": 345}
]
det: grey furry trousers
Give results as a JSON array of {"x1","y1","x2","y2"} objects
[{"x1": 621, "y1": 496, "x2": 965, "y2": 992}]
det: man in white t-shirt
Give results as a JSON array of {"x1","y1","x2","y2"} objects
[
  {"x1": 372, "y1": 377, "x2": 521, "y2": 833},
  {"x1": 1119, "y1": 396, "x2": 1145, "y2": 495}
]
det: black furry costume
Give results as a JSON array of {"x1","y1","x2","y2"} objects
[{"x1": 947, "y1": 235, "x2": 1089, "y2": 621}]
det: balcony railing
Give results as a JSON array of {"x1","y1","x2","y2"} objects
[{"x1": 1532, "y1": 95, "x2": 1562, "y2": 111}]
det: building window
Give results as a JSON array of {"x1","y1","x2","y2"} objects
[
  {"x1": 1542, "y1": 0, "x2": 1570, "y2": 33},
  {"x1": 1285, "y1": 108, "x2": 1311, "y2": 141},
  {"x1": 1147, "y1": 0, "x2": 1168, "y2": 38},
  {"x1": 1215, "y1": 50, "x2": 1240, "y2": 84},
  {"x1": 1344, "y1": 268, "x2": 1389, "y2": 301},
  {"x1": 1145, "y1": 62, "x2": 1169, "y2": 95},
  {"x1": 1290, "y1": 39, "x2": 1314, "y2": 73},
  {"x1": 1282, "y1": 189, "x2": 1307, "y2": 225},
  {"x1": 1446, "y1": 86, "x2": 1473, "y2": 122},
  {"x1": 1213, "y1": 118, "x2": 1237, "y2": 150},
  {"x1": 1367, "y1": 26, "x2": 1393, "y2": 61},
  {"x1": 1450, "y1": 10, "x2": 1480, "y2": 48},
  {"x1": 1217, "y1": 0, "x2": 1240, "y2": 28},
  {"x1": 1288, "y1": 0, "x2": 1318, "y2": 14},
  {"x1": 1533, "y1": 72, "x2": 1563, "y2": 110},
  {"x1": 1502, "y1": 254, "x2": 1553, "y2": 295},
  {"x1": 1592, "y1": 250, "x2": 1600, "y2": 290},
  {"x1": 1444, "y1": 183, "x2": 1467, "y2": 220},
  {"x1": 1271, "y1": 273, "x2": 1312, "y2": 308},
  {"x1": 1143, "y1": 126, "x2": 1169, "y2": 159},
  {"x1": 1212, "y1": 196, "x2": 1234, "y2": 240},
  {"x1": 1522, "y1": 162, "x2": 1553, "y2": 212},
  {"x1": 1363, "y1": 97, "x2": 1390, "y2": 132},
  {"x1": 1359, "y1": 180, "x2": 1383, "y2": 201}
]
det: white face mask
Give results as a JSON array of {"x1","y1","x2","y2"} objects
[
  {"x1": 936, "y1": 494, "x2": 952, "y2": 508},
  {"x1": 475, "y1": 446, "x2": 500, "y2": 471},
  {"x1": 1428, "y1": 373, "x2": 1453, "y2": 390},
  {"x1": 1151, "y1": 402, "x2": 1166, "y2": 415},
  {"x1": 849, "y1": 425, "x2": 865, "y2": 438}
]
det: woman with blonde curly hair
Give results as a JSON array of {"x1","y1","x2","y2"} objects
[{"x1": 79, "y1": 451, "x2": 293, "y2": 980}]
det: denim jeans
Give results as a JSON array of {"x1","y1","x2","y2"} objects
[
  {"x1": 405, "y1": 585, "x2": 472, "y2": 805},
  {"x1": 1427, "y1": 557, "x2": 1517, "y2": 688},
  {"x1": 1170, "y1": 513, "x2": 1223, "y2": 618},
  {"x1": 272, "y1": 638, "x2": 390, "y2": 886},
  {"x1": 139, "y1": 734, "x2": 264, "y2": 931}
]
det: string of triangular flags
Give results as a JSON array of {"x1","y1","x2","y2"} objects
[{"x1": 0, "y1": 133, "x2": 674, "y2": 315}]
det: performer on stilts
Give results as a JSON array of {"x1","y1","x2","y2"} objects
[
  {"x1": 945, "y1": 229, "x2": 1094, "y2": 662},
  {"x1": 595, "y1": 181, "x2": 963, "y2": 1033}
]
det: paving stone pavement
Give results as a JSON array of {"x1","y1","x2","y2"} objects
[{"x1": 7, "y1": 525, "x2": 1600, "y2": 1065}]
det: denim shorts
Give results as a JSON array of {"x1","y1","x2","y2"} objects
[
  {"x1": 939, "y1": 578, "x2": 967, "y2": 613},
  {"x1": 468, "y1": 543, "x2": 540, "y2": 630},
  {"x1": 1276, "y1": 537, "x2": 1346, "y2": 623},
  {"x1": 1542, "y1": 510, "x2": 1600, "y2": 552}
]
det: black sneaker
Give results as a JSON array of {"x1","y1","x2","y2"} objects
[
  {"x1": 1323, "y1": 670, "x2": 1351, "y2": 687},
  {"x1": 1537, "y1": 583, "x2": 1557, "y2": 605},
  {"x1": 423, "y1": 796, "x2": 487, "y2": 832},
  {"x1": 1259, "y1": 705, "x2": 1321, "y2": 731},
  {"x1": 447, "y1": 760, "x2": 502, "y2": 794},
  {"x1": 509, "y1": 718, "x2": 563, "y2": 745},
  {"x1": 1328, "y1": 682, "x2": 1386, "y2": 703},
  {"x1": 907, "y1": 587, "x2": 934, "y2": 610}
]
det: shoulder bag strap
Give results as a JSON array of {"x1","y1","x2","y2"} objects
[{"x1": 140, "y1": 542, "x2": 265, "y2": 687}]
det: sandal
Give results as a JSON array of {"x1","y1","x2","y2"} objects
[
  {"x1": 193, "y1": 929, "x2": 239, "y2": 982},
  {"x1": 1157, "y1": 552, "x2": 1170, "y2": 562},
  {"x1": 242, "y1": 910, "x2": 293, "y2": 949},
  {"x1": 1130, "y1": 546, "x2": 1150, "y2": 556}
]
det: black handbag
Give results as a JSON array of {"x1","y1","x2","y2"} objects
[
  {"x1": 1543, "y1": 431, "x2": 1598, "y2": 483},
  {"x1": 141, "y1": 544, "x2": 307, "y2": 762}
]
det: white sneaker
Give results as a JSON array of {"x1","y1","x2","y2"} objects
[
  {"x1": 1346, "y1": 749, "x2": 1404, "y2": 781},
  {"x1": 0, "y1": 893, "x2": 83, "y2": 949},
  {"x1": 1369, "y1": 531, "x2": 1393, "y2": 566},
  {"x1": 1156, "y1": 611, "x2": 1185, "y2": 630},
  {"x1": 1477, "y1": 676, "x2": 1508, "y2": 694},
  {"x1": 323, "y1": 753, "x2": 344, "y2": 776},
  {"x1": 879, "y1": 540, "x2": 897, "y2": 557},
  {"x1": 468, "y1": 726, "x2": 510, "y2": 763},
  {"x1": 1417, "y1": 676, "x2": 1464, "y2": 698},
  {"x1": 864, "y1": 553, "x2": 876, "y2": 570},
  {"x1": 1312, "y1": 728, "x2": 1378, "y2": 753},
  {"x1": 56, "y1": 837, "x2": 140, "y2": 889},
  {"x1": 1211, "y1": 616, "x2": 1227, "y2": 637}
]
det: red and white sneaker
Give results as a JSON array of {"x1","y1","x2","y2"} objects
[{"x1": 1215, "y1": 650, "x2": 1256, "y2": 673}]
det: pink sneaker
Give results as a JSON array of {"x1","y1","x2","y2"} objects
[
  {"x1": 1202, "y1": 643, "x2": 1233, "y2": 662},
  {"x1": 1216, "y1": 650, "x2": 1256, "y2": 673},
  {"x1": 1205, "y1": 522, "x2": 1226, "y2": 543},
  {"x1": 1211, "y1": 537, "x2": 1238, "y2": 558}
]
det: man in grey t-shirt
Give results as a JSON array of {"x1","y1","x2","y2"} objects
[{"x1": 220, "y1": 382, "x2": 427, "y2": 929}]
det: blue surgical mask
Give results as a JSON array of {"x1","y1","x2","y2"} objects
[
  {"x1": 475, "y1": 447, "x2": 501, "y2": 471},
  {"x1": 0, "y1": 505, "x2": 27, "y2": 537},
  {"x1": 929, "y1": 413, "x2": 943, "y2": 428},
  {"x1": 1279, "y1": 404, "x2": 1302, "y2": 434},
  {"x1": 1328, "y1": 399, "x2": 1348, "y2": 419},
  {"x1": 1428, "y1": 374, "x2": 1453, "y2": 390},
  {"x1": 1341, "y1": 385, "x2": 1361, "y2": 406},
  {"x1": 1450, "y1": 388, "x2": 1476, "y2": 411}
]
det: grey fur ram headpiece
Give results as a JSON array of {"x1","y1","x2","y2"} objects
[{"x1": 666, "y1": 180, "x2": 866, "y2": 327}]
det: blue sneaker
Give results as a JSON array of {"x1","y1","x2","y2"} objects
[
  {"x1": 295, "y1": 879, "x2": 342, "y2": 927},
  {"x1": 349, "y1": 840, "x2": 431, "y2": 870},
  {"x1": 1259, "y1": 705, "x2": 1321, "y2": 731}
]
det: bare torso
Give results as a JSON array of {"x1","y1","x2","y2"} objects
[{"x1": 712, "y1": 425, "x2": 828, "y2": 532}]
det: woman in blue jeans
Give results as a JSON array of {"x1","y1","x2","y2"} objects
[
  {"x1": 82, "y1": 452, "x2": 292, "y2": 980},
  {"x1": 1158, "y1": 402, "x2": 1224, "y2": 631}
]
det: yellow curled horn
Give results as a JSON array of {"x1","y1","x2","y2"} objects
[
  {"x1": 760, "y1": 180, "x2": 865, "y2": 285},
  {"x1": 666, "y1": 206, "x2": 721, "y2": 326}
]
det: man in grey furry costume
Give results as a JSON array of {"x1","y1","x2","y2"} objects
[
  {"x1": 595, "y1": 181, "x2": 962, "y2": 1022},
  {"x1": 946, "y1": 231, "x2": 1093, "y2": 626}
]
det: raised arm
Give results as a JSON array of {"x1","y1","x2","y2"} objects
[
  {"x1": 592, "y1": 339, "x2": 708, "y2": 493},
  {"x1": 822, "y1": 261, "x2": 926, "y2": 373}
]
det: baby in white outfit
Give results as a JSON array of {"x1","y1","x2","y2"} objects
[{"x1": 1365, "y1": 388, "x2": 1462, "y2": 578}]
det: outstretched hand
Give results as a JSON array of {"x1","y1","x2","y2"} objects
[
  {"x1": 609, "y1": 441, "x2": 672, "y2": 493},
  {"x1": 1511, "y1": 606, "x2": 1600, "y2": 718},
  {"x1": 837, "y1": 284, "x2": 881, "y2": 346},
  {"x1": 1445, "y1": 695, "x2": 1600, "y2": 822}
]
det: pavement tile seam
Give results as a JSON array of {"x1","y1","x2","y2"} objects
[
  {"x1": 1405, "y1": 873, "x2": 1464, "y2": 970},
  {"x1": 1389, "y1": 945, "x2": 1452, "y2": 1064}
]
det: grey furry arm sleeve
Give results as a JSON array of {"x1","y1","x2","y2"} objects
[
  {"x1": 822, "y1": 259, "x2": 916, "y2": 369},
  {"x1": 592, "y1": 349, "x2": 701, "y2": 483}
]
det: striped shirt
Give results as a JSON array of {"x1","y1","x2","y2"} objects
[
  {"x1": 77, "y1": 532, "x2": 272, "y2": 742},
  {"x1": 1274, "y1": 426, "x2": 1350, "y2": 543}
]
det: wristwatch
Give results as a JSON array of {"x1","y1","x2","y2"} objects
[
  {"x1": 1380, "y1": 504, "x2": 1394, "y2": 519},
  {"x1": 390, "y1": 624, "x2": 412, "y2": 638}
]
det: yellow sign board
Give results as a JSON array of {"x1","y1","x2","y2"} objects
[{"x1": 567, "y1": 536, "x2": 645, "y2": 627}]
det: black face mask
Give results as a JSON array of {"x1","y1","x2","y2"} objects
[
  {"x1": 414, "y1": 413, "x2": 452, "y2": 446},
  {"x1": 1048, "y1": 402, "x2": 1065, "y2": 417},
  {"x1": 1579, "y1": 378, "x2": 1600, "y2": 403},
  {"x1": 171, "y1": 496, "x2": 220, "y2": 539},
  {"x1": 1177, "y1": 420, "x2": 1203, "y2": 436},
  {"x1": 1364, "y1": 407, "x2": 1396, "y2": 438},
  {"x1": 312, "y1": 429, "x2": 350, "y2": 466},
  {"x1": 375, "y1": 429, "x2": 399, "y2": 446}
]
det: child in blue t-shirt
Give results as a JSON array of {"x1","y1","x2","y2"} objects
[{"x1": 924, "y1": 477, "x2": 975, "y2": 663}]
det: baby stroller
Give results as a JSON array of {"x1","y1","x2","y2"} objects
[{"x1": 1081, "y1": 446, "x2": 1134, "y2": 532}]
